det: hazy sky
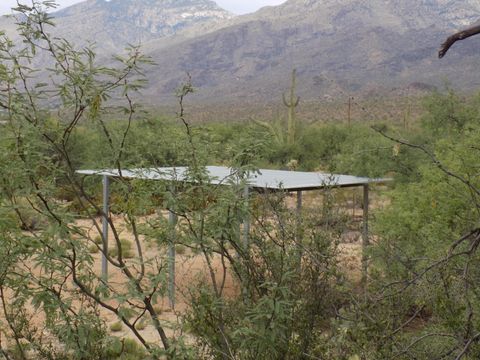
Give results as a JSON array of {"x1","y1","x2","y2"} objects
[{"x1": 0, "y1": 0, "x2": 288, "y2": 15}]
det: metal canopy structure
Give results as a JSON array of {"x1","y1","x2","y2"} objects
[
  {"x1": 76, "y1": 166, "x2": 391, "y2": 308},
  {"x1": 77, "y1": 166, "x2": 387, "y2": 191}
]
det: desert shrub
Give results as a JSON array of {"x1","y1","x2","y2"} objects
[
  {"x1": 89, "y1": 244, "x2": 100, "y2": 254},
  {"x1": 8, "y1": 198, "x2": 49, "y2": 231},
  {"x1": 103, "y1": 337, "x2": 147, "y2": 359},
  {"x1": 135, "y1": 320, "x2": 148, "y2": 331},
  {"x1": 108, "y1": 238, "x2": 135, "y2": 259},
  {"x1": 181, "y1": 186, "x2": 346, "y2": 359},
  {"x1": 152, "y1": 304, "x2": 163, "y2": 315},
  {"x1": 175, "y1": 244, "x2": 187, "y2": 255},
  {"x1": 345, "y1": 97, "x2": 480, "y2": 359},
  {"x1": 110, "y1": 322, "x2": 123, "y2": 332},
  {"x1": 421, "y1": 88, "x2": 480, "y2": 136}
]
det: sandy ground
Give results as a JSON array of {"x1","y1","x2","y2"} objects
[{"x1": 72, "y1": 214, "x2": 240, "y2": 345}]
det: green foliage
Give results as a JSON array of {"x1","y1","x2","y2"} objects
[
  {"x1": 253, "y1": 69, "x2": 302, "y2": 165},
  {"x1": 354, "y1": 91, "x2": 480, "y2": 359},
  {"x1": 89, "y1": 244, "x2": 100, "y2": 254},
  {"x1": 135, "y1": 320, "x2": 148, "y2": 331},
  {"x1": 110, "y1": 322, "x2": 123, "y2": 333},
  {"x1": 3, "y1": 1, "x2": 480, "y2": 359},
  {"x1": 421, "y1": 88, "x2": 480, "y2": 136},
  {"x1": 103, "y1": 337, "x2": 147, "y2": 359},
  {"x1": 0, "y1": 1, "x2": 174, "y2": 358},
  {"x1": 108, "y1": 238, "x2": 135, "y2": 259},
  {"x1": 181, "y1": 187, "x2": 345, "y2": 359}
]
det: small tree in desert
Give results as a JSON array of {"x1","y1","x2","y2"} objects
[{"x1": 0, "y1": 1, "x2": 185, "y2": 358}]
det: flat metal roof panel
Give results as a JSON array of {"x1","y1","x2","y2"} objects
[{"x1": 76, "y1": 166, "x2": 391, "y2": 190}]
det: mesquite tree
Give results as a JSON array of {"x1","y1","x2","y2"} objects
[{"x1": 0, "y1": 1, "x2": 184, "y2": 358}]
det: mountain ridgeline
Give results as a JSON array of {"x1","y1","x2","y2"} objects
[
  {"x1": 52, "y1": 0, "x2": 233, "y2": 49},
  {"x1": 1, "y1": 0, "x2": 480, "y2": 105}
]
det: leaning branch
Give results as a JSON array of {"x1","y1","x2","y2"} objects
[
  {"x1": 371, "y1": 126, "x2": 480, "y2": 197},
  {"x1": 439, "y1": 24, "x2": 480, "y2": 58}
]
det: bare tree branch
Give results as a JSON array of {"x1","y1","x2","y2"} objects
[
  {"x1": 439, "y1": 24, "x2": 480, "y2": 58},
  {"x1": 455, "y1": 332, "x2": 480, "y2": 360}
]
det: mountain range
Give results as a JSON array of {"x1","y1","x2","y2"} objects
[{"x1": 1, "y1": 0, "x2": 480, "y2": 106}]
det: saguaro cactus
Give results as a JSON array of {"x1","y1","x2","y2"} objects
[
  {"x1": 283, "y1": 68, "x2": 300, "y2": 147},
  {"x1": 253, "y1": 69, "x2": 301, "y2": 149}
]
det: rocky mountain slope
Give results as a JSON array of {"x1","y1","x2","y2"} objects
[
  {"x1": 0, "y1": 0, "x2": 233, "y2": 55},
  {"x1": 1, "y1": 0, "x2": 480, "y2": 105},
  {"x1": 139, "y1": 0, "x2": 480, "y2": 104},
  {"x1": 53, "y1": 0, "x2": 233, "y2": 51}
]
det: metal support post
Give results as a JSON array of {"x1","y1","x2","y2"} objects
[
  {"x1": 168, "y1": 210, "x2": 177, "y2": 309},
  {"x1": 240, "y1": 186, "x2": 250, "y2": 299},
  {"x1": 102, "y1": 175, "x2": 110, "y2": 282},
  {"x1": 242, "y1": 186, "x2": 250, "y2": 250},
  {"x1": 295, "y1": 190, "x2": 304, "y2": 269},
  {"x1": 296, "y1": 191, "x2": 303, "y2": 233},
  {"x1": 296, "y1": 190, "x2": 303, "y2": 248},
  {"x1": 361, "y1": 184, "x2": 369, "y2": 286}
]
